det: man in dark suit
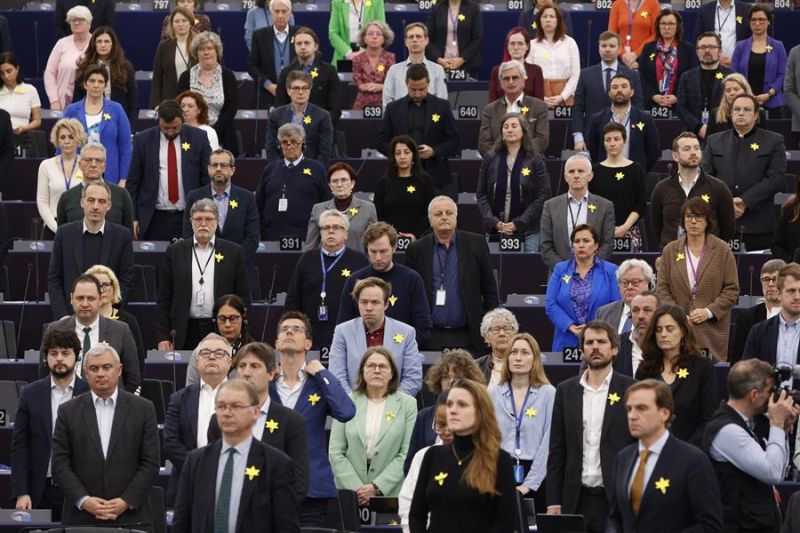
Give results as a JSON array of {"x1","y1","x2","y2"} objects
[
  {"x1": 43, "y1": 274, "x2": 140, "y2": 393},
  {"x1": 676, "y1": 32, "x2": 733, "y2": 140},
  {"x1": 12, "y1": 329, "x2": 89, "y2": 520},
  {"x1": 572, "y1": 31, "x2": 643, "y2": 152},
  {"x1": 183, "y1": 149, "x2": 260, "y2": 297},
  {"x1": 405, "y1": 196, "x2": 498, "y2": 354},
  {"x1": 163, "y1": 333, "x2": 232, "y2": 506},
  {"x1": 173, "y1": 378, "x2": 300, "y2": 533},
  {"x1": 586, "y1": 74, "x2": 660, "y2": 173},
  {"x1": 615, "y1": 292, "x2": 660, "y2": 377},
  {"x1": 730, "y1": 259, "x2": 785, "y2": 362},
  {"x1": 56, "y1": 143, "x2": 135, "y2": 232},
  {"x1": 266, "y1": 70, "x2": 333, "y2": 166},
  {"x1": 247, "y1": 14, "x2": 297, "y2": 108},
  {"x1": 377, "y1": 63, "x2": 460, "y2": 199},
  {"x1": 703, "y1": 94, "x2": 786, "y2": 251},
  {"x1": 478, "y1": 60, "x2": 548, "y2": 157},
  {"x1": 607, "y1": 380, "x2": 723, "y2": 532},
  {"x1": 693, "y1": 0, "x2": 751, "y2": 66},
  {"x1": 48, "y1": 181, "x2": 134, "y2": 319},
  {"x1": 276, "y1": 26, "x2": 341, "y2": 125},
  {"x1": 546, "y1": 321, "x2": 635, "y2": 532},
  {"x1": 743, "y1": 263, "x2": 800, "y2": 366},
  {"x1": 0, "y1": 107, "x2": 12, "y2": 191},
  {"x1": 157, "y1": 198, "x2": 250, "y2": 351},
  {"x1": 126, "y1": 100, "x2": 211, "y2": 242},
  {"x1": 54, "y1": 0, "x2": 115, "y2": 38},
  {"x1": 208, "y1": 342, "x2": 310, "y2": 504},
  {"x1": 51, "y1": 344, "x2": 159, "y2": 531}
]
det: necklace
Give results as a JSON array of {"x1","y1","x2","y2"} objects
[{"x1": 452, "y1": 444, "x2": 474, "y2": 466}]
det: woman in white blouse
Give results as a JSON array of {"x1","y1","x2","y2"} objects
[
  {"x1": 176, "y1": 90, "x2": 219, "y2": 150},
  {"x1": 0, "y1": 52, "x2": 42, "y2": 136},
  {"x1": 36, "y1": 118, "x2": 86, "y2": 237},
  {"x1": 526, "y1": 5, "x2": 580, "y2": 107}
]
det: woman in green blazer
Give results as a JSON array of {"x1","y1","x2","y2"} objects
[
  {"x1": 328, "y1": 0, "x2": 386, "y2": 69},
  {"x1": 329, "y1": 346, "x2": 417, "y2": 504}
]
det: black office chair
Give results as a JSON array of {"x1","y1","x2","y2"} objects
[
  {"x1": 141, "y1": 379, "x2": 167, "y2": 424},
  {"x1": 335, "y1": 489, "x2": 361, "y2": 532},
  {"x1": 129, "y1": 264, "x2": 158, "y2": 303},
  {"x1": 44, "y1": 528, "x2": 148, "y2": 533},
  {"x1": 300, "y1": 528, "x2": 340, "y2": 533},
  {"x1": 148, "y1": 485, "x2": 167, "y2": 533}
]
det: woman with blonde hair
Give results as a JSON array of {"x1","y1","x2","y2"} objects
[
  {"x1": 708, "y1": 72, "x2": 754, "y2": 136},
  {"x1": 409, "y1": 378, "x2": 516, "y2": 532},
  {"x1": 490, "y1": 333, "x2": 554, "y2": 513}
]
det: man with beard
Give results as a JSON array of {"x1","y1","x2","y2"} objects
[
  {"x1": 703, "y1": 359, "x2": 798, "y2": 532},
  {"x1": 546, "y1": 320, "x2": 636, "y2": 533},
  {"x1": 585, "y1": 74, "x2": 660, "y2": 173},
  {"x1": 650, "y1": 131, "x2": 736, "y2": 248},
  {"x1": 617, "y1": 292, "x2": 661, "y2": 377},
  {"x1": 126, "y1": 99, "x2": 212, "y2": 241},
  {"x1": 11, "y1": 330, "x2": 89, "y2": 520},
  {"x1": 730, "y1": 259, "x2": 785, "y2": 362},
  {"x1": 676, "y1": 32, "x2": 732, "y2": 140}
]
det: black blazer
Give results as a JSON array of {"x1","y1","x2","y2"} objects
[
  {"x1": 546, "y1": 371, "x2": 636, "y2": 513},
  {"x1": 772, "y1": 207, "x2": 800, "y2": 263},
  {"x1": 47, "y1": 220, "x2": 134, "y2": 319},
  {"x1": 183, "y1": 184, "x2": 261, "y2": 262},
  {"x1": 635, "y1": 355, "x2": 718, "y2": 445},
  {"x1": 265, "y1": 102, "x2": 333, "y2": 166},
  {"x1": 172, "y1": 438, "x2": 300, "y2": 533},
  {"x1": 377, "y1": 94, "x2": 460, "y2": 188},
  {"x1": 151, "y1": 39, "x2": 197, "y2": 107},
  {"x1": 425, "y1": 0, "x2": 483, "y2": 74},
  {"x1": 586, "y1": 106, "x2": 660, "y2": 172},
  {"x1": 178, "y1": 67, "x2": 239, "y2": 153},
  {"x1": 742, "y1": 313, "x2": 800, "y2": 366},
  {"x1": 248, "y1": 25, "x2": 298, "y2": 91},
  {"x1": 614, "y1": 335, "x2": 635, "y2": 377},
  {"x1": 607, "y1": 435, "x2": 723, "y2": 532},
  {"x1": 693, "y1": 0, "x2": 752, "y2": 43},
  {"x1": 51, "y1": 390, "x2": 160, "y2": 529},
  {"x1": 0, "y1": 108, "x2": 13, "y2": 192},
  {"x1": 276, "y1": 58, "x2": 342, "y2": 124},
  {"x1": 676, "y1": 65, "x2": 733, "y2": 133},
  {"x1": 11, "y1": 376, "x2": 89, "y2": 508},
  {"x1": 404, "y1": 230, "x2": 499, "y2": 351},
  {"x1": 73, "y1": 69, "x2": 139, "y2": 129},
  {"x1": 730, "y1": 302, "x2": 767, "y2": 364},
  {"x1": 156, "y1": 238, "x2": 250, "y2": 349},
  {"x1": 638, "y1": 40, "x2": 697, "y2": 107},
  {"x1": 54, "y1": 0, "x2": 115, "y2": 38},
  {"x1": 571, "y1": 62, "x2": 643, "y2": 139},
  {"x1": 162, "y1": 383, "x2": 200, "y2": 506},
  {"x1": 126, "y1": 125, "x2": 211, "y2": 237},
  {"x1": 207, "y1": 401, "x2": 309, "y2": 504}
]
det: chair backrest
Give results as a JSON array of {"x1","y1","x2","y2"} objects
[
  {"x1": 336, "y1": 489, "x2": 361, "y2": 532},
  {"x1": 149, "y1": 485, "x2": 166, "y2": 533},
  {"x1": 141, "y1": 379, "x2": 166, "y2": 425},
  {"x1": 0, "y1": 319, "x2": 17, "y2": 358},
  {"x1": 129, "y1": 265, "x2": 158, "y2": 303},
  {"x1": 0, "y1": 379, "x2": 22, "y2": 425}
]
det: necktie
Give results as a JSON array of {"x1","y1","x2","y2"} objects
[
  {"x1": 287, "y1": 162, "x2": 294, "y2": 170},
  {"x1": 630, "y1": 448, "x2": 651, "y2": 516},
  {"x1": 214, "y1": 448, "x2": 236, "y2": 533},
  {"x1": 622, "y1": 314, "x2": 633, "y2": 335},
  {"x1": 167, "y1": 139, "x2": 179, "y2": 204},
  {"x1": 82, "y1": 327, "x2": 91, "y2": 376},
  {"x1": 605, "y1": 67, "x2": 612, "y2": 93}
]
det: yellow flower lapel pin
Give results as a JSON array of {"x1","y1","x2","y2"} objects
[
  {"x1": 103, "y1": 113, "x2": 111, "y2": 121},
  {"x1": 386, "y1": 410, "x2": 396, "y2": 421},
  {"x1": 676, "y1": 252, "x2": 685, "y2": 261},
  {"x1": 303, "y1": 115, "x2": 312, "y2": 125},
  {"x1": 389, "y1": 295, "x2": 398, "y2": 306},
  {"x1": 615, "y1": 172, "x2": 625, "y2": 181},
  {"x1": 229, "y1": 199, "x2": 239, "y2": 209},
  {"x1": 736, "y1": 15, "x2": 743, "y2": 24},
  {"x1": 214, "y1": 253, "x2": 224, "y2": 263},
  {"x1": 341, "y1": 268, "x2": 351, "y2": 277},
  {"x1": 751, "y1": 143, "x2": 760, "y2": 151},
  {"x1": 348, "y1": 207, "x2": 359, "y2": 216},
  {"x1": 677, "y1": 368, "x2": 690, "y2": 379},
  {"x1": 376, "y1": 64, "x2": 385, "y2": 72},
  {"x1": 431, "y1": 113, "x2": 441, "y2": 123},
  {"x1": 435, "y1": 472, "x2": 448, "y2": 486},
  {"x1": 655, "y1": 477, "x2": 670, "y2": 494},
  {"x1": 521, "y1": 167, "x2": 531, "y2": 177},
  {"x1": 311, "y1": 68, "x2": 319, "y2": 78},
  {"x1": 609, "y1": 392, "x2": 621, "y2": 405},
  {"x1": 303, "y1": 168, "x2": 312, "y2": 175},
  {"x1": 701, "y1": 194, "x2": 710, "y2": 203},
  {"x1": 562, "y1": 274, "x2": 571, "y2": 283},
  {"x1": 588, "y1": 203, "x2": 597, "y2": 213},
  {"x1": 635, "y1": 122, "x2": 645, "y2": 131},
  {"x1": 393, "y1": 333, "x2": 404, "y2": 343},
  {"x1": 308, "y1": 393, "x2": 321, "y2": 406},
  {"x1": 181, "y1": 142, "x2": 191, "y2": 151},
  {"x1": 525, "y1": 408, "x2": 537, "y2": 418},
  {"x1": 715, "y1": 71, "x2": 724, "y2": 80},
  {"x1": 407, "y1": 185, "x2": 416, "y2": 193},
  {"x1": 265, "y1": 419, "x2": 279, "y2": 433},
  {"x1": 245, "y1": 465, "x2": 260, "y2": 480}
]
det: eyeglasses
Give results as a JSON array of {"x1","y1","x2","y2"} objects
[
  {"x1": 620, "y1": 279, "x2": 645, "y2": 287},
  {"x1": 487, "y1": 325, "x2": 514, "y2": 334},
  {"x1": 214, "y1": 403, "x2": 255, "y2": 413},
  {"x1": 279, "y1": 325, "x2": 305, "y2": 334},
  {"x1": 209, "y1": 162, "x2": 233, "y2": 169},
  {"x1": 321, "y1": 224, "x2": 345, "y2": 233},
  {"x1": 750, "y1": 17, "x2": 769, "y2": 23},
  {"x1": 500, "y1": 75, "x2": 521, "y2": 82},
  {"x1": 216, "y1": 314, "x2": 241, "y2": 324},
  {"x1": 81, "y1": 157, "x2": 105, "y2": 164},
  {"x1": 697, "y1": 45, "x2": 719, "y2": 51},
  {"x1": 432, "y1": 420, "x2": 449, "y2": 434},
  {"x1": 99, "y1": 282, "x2": 113, "y2": 290},
  {"x1": 761, "y1": 276, "x2": 778, "y2": 285},
  {"x1": 192, "y1": 216, "x2": 217, "y2": 224},
  {"x1": 365, "y1": 363, "x2": 390, "y2": 372},
  {"x1": 280, "y1": 139, "x2": 301, "y2": 146},
  {"x1": 198, "y1": 349, "x2": 230, "y2": 359},
  {"x1": 365, "y1": 30, "x2": 383, "y2": 37},
  {"x1": 289, "y1": 86, "x2": 310, "y2": 92},
  {"x1": 330, "y1": 178, "x2": 352, "y2": 185},
  {"x1": 684, "y1": 214, "x2": 706, "y2": 222}
]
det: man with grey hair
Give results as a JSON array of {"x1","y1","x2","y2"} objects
[
  {"x1": 475, "y1": 307, "x2": 519, "y2": 386},
  {"x1": 540, "y1": 155, "x2": 615, "y2": 270},
  {"x1": 57, "y1": 142, "x2": 134, "y2": 232},
  {"x1": 246, "y1": 0, "x2": 296, "y2": 103},
  {"x1": 256, "y1": 122, "x2": 330, "y2": 240},
  {"x1": 51, "y1": 344, "x2": 159, "y2": 531},
  {"x1": 266, "y1": 71, "x2": 332, "y2": 166},
  {"x1": 286, "y1": 209, "x2": 368, "y2": 348},
  {"x1": 157, "y1": 198, "x2": 250, "y2": 351},
  {"x1": 478, "y1": 59, "x2": 549, "y2": 157},
  {"x1": 595, "y1": 259, "x2": 655, "y2": 335},
  {"x1": 730, "y1": 258, "x2": 786, "y2": 362},
  {"x1": 405, "y1": 196, "x2": 499, "y2": 354}
]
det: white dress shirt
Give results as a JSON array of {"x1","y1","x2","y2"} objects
[
  {"x1": 91, "y1": 387, "x2": 119, "y2": 459},
  {"x1": 580, "y1": 369, "x2": 612, "y2": 487},
  {"x1": 275, "y1": 364, "x2": 307, "y2": 410},
  {"x1": 75, "y1": 316, "x2": 100, "y2": 378},
  {"x1": 217, "y1": 436, "x2": 253, "y2": 533},
  {"x1": 157, "y1": 133, "x2": 185, "y2": 211},
  {"x1": 566, "y1": 192, "x2": 589, "y2": 239},
  {"x1": 252, "y1": 395, "x2": 271, "y2": 441},
  {"x1": 197, "y1": 378, "x2": 225, "y2": 448},
  {"x1": 715, "y1": 0, "x2": 738, "y2": 60},
  {"x1": 365, "y1": 398, "x2": 386, "y2": 459},
  {"x1": 48, "y1": 375, "x2": 76, "y2": 476},
  {"x1": 526, "y1": 36, "x2": 581, "y2": 100},
  {"x1": 189, "y1": 237, "x2": 216, "y2": 319},
  {"x1": 678, "y1": 170, "x2": 700, "y2": 197},
  {"x1": 630, "y1": 331, "x2": 643, "y2": 376}
]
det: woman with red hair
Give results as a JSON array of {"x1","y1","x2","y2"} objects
[{"x1": 488, "y1": 27, "x2": 544, "y2": 102}]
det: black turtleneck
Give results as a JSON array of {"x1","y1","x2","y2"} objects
[
  {"x1": 408, "y1": 434, "x2": 517, "y2": 533},
  {"x1": 333, "y1": 195, "x2": 352, "y2": 212}
]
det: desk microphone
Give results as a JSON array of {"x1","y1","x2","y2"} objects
[
  {"x1": 16, "y1": 263, "x2": 32, "y2": 359},
  {"x1": 31, "y1": 218, "x2": 41, "y2": 302},
  {"x1": 170, "y1": 328, "x2": 177, "y2": 387},
  {"x1": 747, "y1": 265, "x2": 755, "y2": 300},
  {"x1": 259, "y1": 265, "x2": 278, "y2": 342},
  {"x1": 584, "y1": 19, "x2": 593, "y2": 68},
  {"x1": 734, "y1": 224, "x2": 745, "y2": 271}
]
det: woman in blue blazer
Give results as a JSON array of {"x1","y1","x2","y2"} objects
[
  {"x1": 731, "y1": 5, "x2": 787, "y2": 118},
  {"x1": 64, "y1": 64, "x2": 132, "y2": 186},
  {"x1": 545, "y1": 223, "x2": 620, "y2": 352}
]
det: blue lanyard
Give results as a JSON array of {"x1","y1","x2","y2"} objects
[
  {"x1": 319, "y1": 249, "x2": 345, "y2": 302},
  {"x1": 60, "y1": 155, "x2": 76, "y2": 191},
  {"x1": 508, "y1": 384, "x2": 532, "y2": 455}
]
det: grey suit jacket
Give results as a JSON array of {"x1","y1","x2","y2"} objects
[
  {"x1": 477, "y1": 95, "x2": 549, "y2": 157},
  {"x1": 539, "y1": 193, "x2": 615, "y2": 270},
  {"x1": 595, "y1": 300, "x2": 624, "y2": 329},
  {"x1": 42, "y1": 315, "x2": 141, "y2": 393},
  {"x1": 303, "y1": 197, "x2": 378, "y2": 252},
  {"x1": 785, "y1": 44, "x2": 800, "y2": 131}
]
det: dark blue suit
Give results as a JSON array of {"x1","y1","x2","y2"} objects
[
  {"x1": 586, "y1": 107, "x2": 660, "y2": 172},
  {"x1": 693, "y1": 1, "x2": 752, "y2": 42},
  {"x1": 676, "y1": 65, "x2": 733, "y2": 133},
  {"x1": 377, "y1": 95, "x2": 460, "y2": 188},
  {"x1": 404, "y1": 405, "x2": 436, "y2": 475},
  {"x1": 126, "y1": 125, "x2": 211, "y2": 238},
  {"x1": 182, "y1": 185, "x2": 260, "y2": 262},
  {"x1": 11, "y1": 376, "x2": 89, "y2": 508},
  {"x1": 571, "y1": 63, "x2": 643, "y2": 142},
  {"x1": 742, "y1": 314, "x2": 798, "y2": 365},
  {"x1": 47, "y1": 220, "x2": 134, "y2": 319},
  {"x1": 265, "y1": 103, "x2": 333, "y2": 167},
  {"x1": 269, "y1": 368, "x2": 355, "y2": 499},
  {"x1": 163, "y1": 383, "x2": 200, "y2": 506},
  {"x1": 607, "y1": 434, "x2": 723, "y2": 532}
]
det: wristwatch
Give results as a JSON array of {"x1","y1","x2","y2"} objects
[{"x1": 371, "y1": 482, "x2": 383, "y2": 496}]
